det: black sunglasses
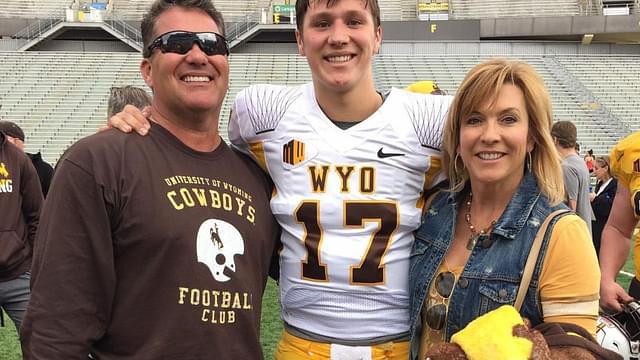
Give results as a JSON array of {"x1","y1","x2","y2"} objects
[
  {"x1": 425, "y1": 271, "x2": 456, "y2": 331},
  {"x1": 145, "y1": 31, "x2": 229, "y2": 58}
]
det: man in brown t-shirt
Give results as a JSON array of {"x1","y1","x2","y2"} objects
[
  {"x1": 20, "y1": 1, "x2": 279, "y2": 359},
  {"x1": 0, "y1": 130, "x2": 42, "y2": 337}
]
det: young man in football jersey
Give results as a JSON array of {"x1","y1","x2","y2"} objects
[
  {"x1": 21, "y1": 0, "x2": 280, "y2": 358},
  {"x1": 108, "y1": 0, "x2": 452, "y2": 358},
  {"x1": 599, "y1": 131, "x2": 640, "y2": 313}
]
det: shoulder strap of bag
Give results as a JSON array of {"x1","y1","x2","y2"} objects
[{"x1": 514, "y1": 209, "x2": 571, "y2": 311}]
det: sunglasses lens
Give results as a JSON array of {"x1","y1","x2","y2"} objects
[
  {"x1": 156, "y1": 32, "x2": 228, "y2": 56},
  {"x1": 426, "y1": 303, "x2": 446, "y2": 330},
  {"x1": 435, "y1": 271, "x2": 455, "y2": 299},
  {"x1": 198, "y1": 33, "x2": 227, "y2": 56},
  {"x1": 163, "y1": 32, "x2": 193, "y2": 54}
]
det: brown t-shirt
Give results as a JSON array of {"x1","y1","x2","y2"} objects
[{"x1": 21, "y1": 123, "x2": 280, "y2": 359}]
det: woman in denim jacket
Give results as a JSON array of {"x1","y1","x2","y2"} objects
[{"x1": 408, "y1": 59, "x2": 600, "y2": 359}]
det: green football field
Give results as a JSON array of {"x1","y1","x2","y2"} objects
[{"x1": 1, "y1": 259, "x2": 635, "y2": 360}]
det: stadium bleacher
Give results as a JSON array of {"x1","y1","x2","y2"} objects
[
  {"x1": 556, "y1": 55, "x2": 640, "y2": 132},
  {"x1": 374, "y1": 54, "x2": 630, "y2": 156},
  {"x1": 1, "y1": 50, "x2": 637, "y2": 164},
  {"x1": 0, "y1": 0, "x2": 638, "y2": 165},
  {"x1": 0, "y1": 52, "x2": 312, "y2": 164},
  {"x1": 0, "y1": 0, "x2": 68, "y2": 19}
]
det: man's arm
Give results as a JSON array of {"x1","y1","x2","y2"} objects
[
  {"x1": 103, "y1": 104, "x2": 151, "y2": 135},
  {"x1": 563, "y1": 166, "x2": 579, "y2": 210},
  {"x1": 20, "y1": 156, "x2": 43, "y2": 246},
  {"x1": 599, "y1": 184, "x2": 638, "y2": 312},
  {"x1": 21, "y1": 155, "x2": 117, "y2": 359}
]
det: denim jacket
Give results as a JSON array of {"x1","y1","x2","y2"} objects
[{"x1": 408, "y1": 173, "x2": 569, "y2": 359}]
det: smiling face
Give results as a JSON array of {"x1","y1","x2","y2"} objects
[
  {"x1": 458, "y1": 83, "x2": 534, "y2": 192},
  {"x1": 140, "y1": 7, "x2": 229, "y2": 122},
  {"x1": 295, "y1": 0, "x2": 381, "y2": 97}
]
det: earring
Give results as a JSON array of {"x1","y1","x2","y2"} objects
[
  {"x1": 526, "y1": 152, "x2": 532, "y2": 172},
  {"x1": 454, "y1": 153, "x2": 464, "y2": 174}
]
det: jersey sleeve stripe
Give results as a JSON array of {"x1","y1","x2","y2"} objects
[{"x1": 541, "y1": 299, "x2": 599, "y2": 317}]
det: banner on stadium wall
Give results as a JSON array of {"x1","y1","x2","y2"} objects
[
  {"x1": 417, "y1": 1, "x2": 449, "y2": 21},
  {"x1": 380, "y1": 19, "x2": 479, "y2": 40},
  {"x1": 273, "y1": 4, "x2": 296, "y2": 24},
  {"x1": 418, "y1": 3, "x2": 449, "y2": 11}
]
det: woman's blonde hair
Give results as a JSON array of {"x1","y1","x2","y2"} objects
[{"x1": 443, "y1": 58, "x2": 564, "y2": 205}]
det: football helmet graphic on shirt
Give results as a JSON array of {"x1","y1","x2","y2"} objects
[
  {"x1": 196, "y1": 219, "x2": 245, "y2": 282},
  {"x1": 610, "y1": 131, "x2": 640, "y2": 218}
]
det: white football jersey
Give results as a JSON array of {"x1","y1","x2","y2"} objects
[{"x1": 229, "y1": 83, "x2": 451, "y2": 342}]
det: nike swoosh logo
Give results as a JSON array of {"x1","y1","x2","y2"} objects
[{"x1": 377, "y1": 148, "x2": 405, "y2": 158}]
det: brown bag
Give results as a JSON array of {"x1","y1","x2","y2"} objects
[
  {"x1": 533, "y1": 322, "x2": 622, "y2": 360},
  {"x1": 515, "y1": 210, "x2": 621, "y2": 360}
]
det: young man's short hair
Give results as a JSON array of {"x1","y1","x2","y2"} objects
[
  {"x1": 295, "y1": 0, "x2": 381, "y2": 32},
  {"x1": 551, "y1": 121, "x2": 578, "y2": 149}
]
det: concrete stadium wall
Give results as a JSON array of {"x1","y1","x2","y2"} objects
[
  {"x1": 378, "y1": 16, "x2": 640, "y2": 41},
  {"x1": 0, "y1": 18, "x2": 32, "y2": 36},
  {"x1": 233, "y1": 40, "x2": 640, "y2": 55},
  {"x1": 31, "y1": 39, "x2": 136, "y2": 52},
  {"x1": 482, "y1": 14, "x2": 640, "y2": 37},
  {"x1": 232, "y1": 42, "x2": 298, "y2": 53},
  {"x1": 380, "y1": 41, "x2": 640, "y2": 55},
  {"x1": 0, "y1": 39, "x2": 20, "y2": 50}
]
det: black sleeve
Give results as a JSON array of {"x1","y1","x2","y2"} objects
[
  {"x1": 38, "y1": 161, "x2": 54, "y2": 198},
  {"x1": 269, "y1": 228, "x2": 282, "y2": 282},
  {"x1": 20, "y1": 156, "x2": 43, "y2": 247}
]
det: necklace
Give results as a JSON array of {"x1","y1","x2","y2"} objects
[{"x1": 464, "y1": 193, "x2": 497, "y2": 250}]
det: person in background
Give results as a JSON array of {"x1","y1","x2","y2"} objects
[
  {"x1": 590, "y1": 155, "x2": 617, "y2": 257},
  {"x1": 551, "y1": 120, "x2": 594, "y2": 233},
  {"x1": 20, "y1": 0, "x2": 279, "y2": 358},
  {"x1": 106, "y1": 85, "x2": 152, "y2": 119},
  {"x1": 598, "y1": 131, "x2": 640, "y2": 312},
  {"x1": 0, "y1": 121, "x2": 53, "y2": 197},
  {"x1": 408, "y1": 59, "x2": 600, "y2": 360},
  {"x1": 0, "y1": 129, "x2": 43, "y2": 337},
  {"x1": 585, "y1": 149, "x2": 594, "y2": 174}
]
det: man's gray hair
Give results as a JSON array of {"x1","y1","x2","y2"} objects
[{"x1": 107, "y1": 86, "x2": 152, "y2": 118}]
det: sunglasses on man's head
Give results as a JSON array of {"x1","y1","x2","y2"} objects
[{"x1": 145, "y1": 31, "x2": 229, "y2": 58}]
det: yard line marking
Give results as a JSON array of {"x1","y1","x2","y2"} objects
[{"x1": 619, "y1": 270, "x2": 635, "y2": 277}]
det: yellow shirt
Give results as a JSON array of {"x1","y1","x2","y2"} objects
[
  {"x1": 631, "y1": 231, "x2": 640, "y2": 279},
  {"x1": 418, "y1": 215, "x2": 600, "y2": 357}
]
